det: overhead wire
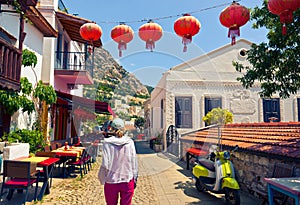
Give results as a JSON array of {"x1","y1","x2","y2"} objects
[{"x1": 69, "y1": 0, "x2": 242, "y2": 24}]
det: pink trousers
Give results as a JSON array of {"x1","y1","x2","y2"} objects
[{"x1": 104, "y1": 179, "x2": 134, "y2": 205}]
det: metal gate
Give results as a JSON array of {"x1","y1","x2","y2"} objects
[{"x1": 166, "y1": 125, "x2": 179, "y2": 157}]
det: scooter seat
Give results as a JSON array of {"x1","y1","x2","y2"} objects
[{"x1": 198, "y1": 158, "x2": 215, "y2": 172}]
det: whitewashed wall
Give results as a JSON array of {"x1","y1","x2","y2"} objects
[{"x1": 150, "y1": 39, "x2": 300, "y2": 145}]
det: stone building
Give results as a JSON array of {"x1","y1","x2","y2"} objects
[
  {"x1": 150, "y1": 39, "x2": 299, "y2": 149},
  {"x1": 180, "y1": 122, "x2": 300, "y2": 200}
]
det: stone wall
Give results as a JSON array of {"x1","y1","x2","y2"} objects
[
  {"x1": 231, "y1": 152, "x2": 300, "y2": 196},
  {"x1": 181, "y1": 141, "x2": 300, "y2": 200}
]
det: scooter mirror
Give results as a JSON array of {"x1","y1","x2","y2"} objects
[{"x1": 233, "y1": 145, "x2": 239, "y2": 152}]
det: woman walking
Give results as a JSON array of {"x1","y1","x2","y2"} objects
[{"x1": 98, "y1": 118, "x2": 138, "y2": 205}]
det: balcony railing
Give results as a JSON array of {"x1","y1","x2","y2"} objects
[
  {"x1": 58, "y1": 0, "x2": 68, "y2": 13},
  {"x1": 0, "y1": 38, "x2": 22, "y2": 91},
  {"x1": 55, "y1": 51, "x2": 94, "y2": 77}
]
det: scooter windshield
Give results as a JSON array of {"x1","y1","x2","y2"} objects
[{"x1": 199, "y1": 125, "x2": 222, "y2": 155}]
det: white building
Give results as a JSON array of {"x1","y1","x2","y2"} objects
[
  {"x1": 150, "y1": 39, "x2": 299, "y2": 148},
  {"x1": 0, "y1": 0, "x2": 113, "y2": 141},
  {"x1": 0, "y1": 1, "x2": 57, "y2": 130}
]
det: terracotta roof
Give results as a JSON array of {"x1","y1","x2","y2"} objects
[{"x1": 180, "y1": 122, "x2": 300, "y2": 161}]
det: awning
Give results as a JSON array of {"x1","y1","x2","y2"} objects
[
  {"x1": 55, "y1": 11, "x2": 102, "y2": 47},
  {"x1": 74, "y1": 108, "x2": 96, "y2": 120},
  {"x1": 54, "y1": 70, "x2": 93, "y2": 85},
  {"x1": 56, "y1": 91, "x2": 115, "y2": 116},
  {"x1": 27, "y1": 6, "x2": 57, "y2": 37}
]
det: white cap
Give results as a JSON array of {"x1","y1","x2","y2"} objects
[{"x1": 111, "y1": 118, "x2": 124, "y2": 129}]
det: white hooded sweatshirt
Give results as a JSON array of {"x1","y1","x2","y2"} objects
[{"x1": 98, "y1": 135, "x2": 138, "y2": 184}]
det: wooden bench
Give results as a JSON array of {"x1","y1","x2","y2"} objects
[{"x1": 186, "y1": 148, "x2": 208, "y2": 170}]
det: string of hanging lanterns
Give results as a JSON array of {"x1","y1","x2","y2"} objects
[
  {"x1": 111, "y1": 23, "x2": 134, "y2": 57},
  {"x1": 138, "y1": 20, "x2": 163, "y2": 52},
  {"x1": 174, "y1": 14, "x2": 201, "y2": 52},
  {"x1": 267, "y1": 0, "x2": 300, "y2": 35},
  {"x1": 219, "y1": 1, "x2": 250, "y2": 45},
  {"x1": 79, "y1": 0, "x2": 300, "y2": 56}
]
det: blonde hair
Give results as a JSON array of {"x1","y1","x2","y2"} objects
[{"x1": 115, "y1": 129, "x2": 124, "y2": 138}]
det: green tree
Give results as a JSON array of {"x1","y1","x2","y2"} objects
[
  {"x1": 233, "y1": 1, "x2": 300, "y2": 98},
  {"x1": 134, "y1": 117, "x2": 145, "y2": 131},
  {"x1": 202, "y1": 108, "x2": 233, "y2": 126},
  {"x1": 0, "y1": 49, "x2": 57, "y2": 139}
]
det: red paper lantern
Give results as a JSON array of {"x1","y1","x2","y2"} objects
[
  {"x1": 80, "y1": 22, "x2": 102, "y2": 43},
  {"x1": 174, "y1": 14, "x2": 201, "y2": 52},
  {"x1": 111, "y1": 24, "x2": 134, "y2": 57},
  {"x1": 138, "y1": 21, "x2": 163, "y2": 51},
  {"x1": 268, "y1": 0, "x2": 300, "y2": 35},
  {"x1": 219, "y1": 1, "x2": 250, "y2": 45}
]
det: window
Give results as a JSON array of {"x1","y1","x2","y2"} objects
[
  {"x1": 263, "y1": 98, "x2": 280, "y2": 122},
  {"x1": 175, "y1": 97, "x2": 192, "y2": 128},
  {"x1": 160, "y1": 99, "x2": 163, "y2": 128},
  {"x1": 205, "y1": 97, "x2": 222, "y2": 115},
  {"x1": 297, "y1": 98, "x2": 300, "y2": 122},
  {"x1": 204, "y1": 97, "x2": 222, "y2": 126},
  {"x1": 151, "y1": 108, "x2": 153, "y2": 128},
  {"x1": 56, "y1": 33, "x2": 62, "y2": 62},
  {"x1": 62, "y1": 41, "x2": 69, "y2": 69}
]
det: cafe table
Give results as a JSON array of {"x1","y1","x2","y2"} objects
[
  {"x1": 265, "y1": 177, "x2": 300, "y2": 205},
  {"x1": 16, "y1": 156, "x2": 60, "y2": 200},
  {"x1": 51, "y1": 146, "x2": 85, "y2": 177},
  {"x1": 52, "y1": 146, "x2": 85, "y2": 157}
]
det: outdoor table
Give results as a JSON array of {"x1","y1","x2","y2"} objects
[
  {"x1": 16, "y1": 156, "x2": 60, "y2": 200},
  {"x1": 51, "y1": 147, "x2": 85, "y2": 177},
  {"x1": 52, "y1": 146, "x2": 84, "y2": 157},
  {"x1": 265, "y1": 177, "x2": 300, "y2": 205}
]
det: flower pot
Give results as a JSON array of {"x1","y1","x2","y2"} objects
[{"x1": 154, "y1": 144, "x2": 163, "y2": 152}]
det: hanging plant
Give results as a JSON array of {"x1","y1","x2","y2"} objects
[{"x1": 22, "y1": 48, "x2": 37, "y2": 67}]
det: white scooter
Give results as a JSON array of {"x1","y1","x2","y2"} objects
[{"x1": 192, "y1": 145, "x2": 240, "y2": 205}]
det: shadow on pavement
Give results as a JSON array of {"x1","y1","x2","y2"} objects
[
  {"x1": 174, "y1": 180, "x2": 229, "y2": 205},
  {"x1": 134, "y1": 140, "x2": 156, "y2": 154}
]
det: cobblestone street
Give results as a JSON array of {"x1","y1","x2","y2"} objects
[{"x1": 0, "y1": 141, "x2": 259, "y2": 205}]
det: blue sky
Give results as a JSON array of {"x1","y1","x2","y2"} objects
[{"x1": 65, "y1": 0, "x2": 267, "y2": 87}]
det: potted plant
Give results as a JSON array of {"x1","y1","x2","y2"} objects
[{"x1": 153, "y1": 134, "x2": 163, "y2": 152}]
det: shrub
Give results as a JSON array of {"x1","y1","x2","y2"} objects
[{"x1": 1, "y1": 129, "x2": 46, "y2": 154}]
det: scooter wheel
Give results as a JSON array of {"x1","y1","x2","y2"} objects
[
  {"x1": 225, "y1": 188, "x2": 240, "y2": 205},
  {"x1": 195, "y1": 178, "x2": 205, "y2": 192}
]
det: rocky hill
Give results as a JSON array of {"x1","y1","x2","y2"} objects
[{"x1": 83, "y1": 47, "x2": 149, "y2": 102}]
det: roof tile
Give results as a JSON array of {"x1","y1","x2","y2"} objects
[{"x1": 180, "y1": 122, "x2": 300, "y2": 159}]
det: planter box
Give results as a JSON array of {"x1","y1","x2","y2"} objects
[{"x1": 154, "y1": 144, "x2": 163, "y2": 152}]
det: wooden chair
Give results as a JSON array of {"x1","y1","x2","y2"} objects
[
  {"x1": 83, "y1": 146, "x2": 92, "y2": 171},
  {"x1": 51, "y1": 143, "x2": 57, "y2": 151},
  {"x1": 35, "y1": 151, "x2": 58, "y2": 187},
  {"x1": 44, "y1": 145, "x2": 51, "y2": 152},
  {"x1": 66, "y1": 149, "x2": 87, "y2": 178},
  {"x1": 0, "y1": 160, "x2": 40, "y2": 204},
  {"x1": 56, "y1": 142, "x2": 62, "y2": 149},
  {"x1": 255, "y1": 163, "x2": 295, "y2": 205},
  {"x1": 35, "y1": 151, "x2": 57, "y2": 158}
]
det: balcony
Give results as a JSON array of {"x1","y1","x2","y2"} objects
[
  {"x1": 54, "y1": 51, "x2": 94, "y2": 88},
  {"x1": 0, "y1": 38, "x2": 22, "y2": 91},
  {"x1": 0, "y1": 0, "x2": 38, "y2": 8}
]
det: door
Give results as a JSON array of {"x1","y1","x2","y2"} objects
[
  {"x1": 166, "y1": 125, "x2": 179, "y2": 157},
  {"x1": 263, "y1": 98, "x2": 280, "y2": 122}
]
